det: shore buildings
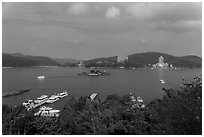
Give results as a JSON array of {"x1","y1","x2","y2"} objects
[
  {"x1": 117, "y1": 55, "x2": 128, "y2": 62},
  {"x1": 153, "y1": 56, "x2": 169, "y2": 68}
]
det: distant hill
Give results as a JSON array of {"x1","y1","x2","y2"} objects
[
  {"x1": 2, "y1": 52, "x2": 202, "y2": 68},
  {"x1": 51, "y1": 58, "x2": 81, "y2": 67},
  {"x1": 84, "y1": 52, "x2": 202, "y2": 68},
  {"x1": 2, "y1": 53, "x2": 60, "y2": 67}
]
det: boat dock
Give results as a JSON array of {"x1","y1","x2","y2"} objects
[{"x1": 23, "y1": 91, "x2": 69, "y2": 110}]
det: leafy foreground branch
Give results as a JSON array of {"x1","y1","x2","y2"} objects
[{"x1": 2, "y1": 76, "x2": 202, "y2": 135}]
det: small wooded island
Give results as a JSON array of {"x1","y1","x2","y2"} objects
[
  {"x1": 78, "y1": 70, "x2": 110, "y2": 76},
  {"x1": 2, "y1": 76, "x2": 202, "y2": 135}
]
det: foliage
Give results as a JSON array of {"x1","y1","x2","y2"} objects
[{"x1": 2, "y1": 76, "x2": 202, "y2": 135}]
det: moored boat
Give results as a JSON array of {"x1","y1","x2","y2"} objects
[
  {"x1": 39, "y1": 106, "x2": 53, "y2": 111},
  {"x1": 57, "y1": 91, "x2": 68, "y2": 98},
  {"x1": 27, "y1": 95, "x2": 49, "y2": 109},
  {"x1": 34, "y1": 108, "x2": 60, "y2": 117},
  {"x1": 90, "y1": 93, "x2": 97, "y2": 101},
  {"x1": 137, "y1": 96, "x2": 143, "y2": 102},
  {"x1": 160, "y1": 79, "x2": 165, "y2": 84},
  {"x1": 37, "y1": 75, "x2": 45, "y2": 79},
  {"x1": 88, "y1": 73, "x2": 99, "y2": 76},
  {"x1": 129, "y1": 93, "x2": 137, "y2": 102},
  {"x1": 34, "y1": 95, "x2": 48, "y2": 103},
  {"x1": 46, "y1": 95, "x2": 59, "y2": 103}
]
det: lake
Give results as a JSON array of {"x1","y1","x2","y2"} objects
[{"x1": 2, "y1": 67, "x2": 201, "y2": 110}]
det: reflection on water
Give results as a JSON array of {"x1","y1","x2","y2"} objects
[
  {"x1": 38, "y1": 78, "x2": 45, "y2": 83},
  {"x1": 158, "y1": 68, "x2": 164, "y2": 80}
]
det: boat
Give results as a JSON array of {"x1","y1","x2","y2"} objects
[
  {"x1": 23, "y1": 99, "x2": 34, "y2": 110},
  {"x1": 129, "y1": 93, "x2": 137, "y2": 102},
  {"x1": 39, "y1": 106, "x2": 53, "y2": 111},
  {"x1": 37, "y1": 76, "x2": 45, "y2": 79},
  {"x1": 90, "y1": 93, "x2": 97, "y2": 101},
  {"x1": 34, "y1": 109, "x2": 60, "y2": 117},
  {"x1": 137, "y1": 96, "x2": 143, "y2": 102},
  {"x1": 3, "y1": 89, "x2": 30, "y2": 97},
  {"x1": 88, "y1": 73, "x2": 99, "y2": 76},
  {"x1": 137, "y1": 104, "x2": 145, "y2": 109},
  {"x1": 57, "y1": 91, "x2": 68, "y2": 98},
  {"x1": 29, "y1": 95, "x2": 49, "y2": 109},
  {"x1": 160, "y1": 79, "x2": 165, "y2": 84},
  {"x1": 23, "y1": 99, "x2": 33, "y2": 106},
  {"x1": 34, "y1": 95, "x2": 48, "y2": 103},
  {"x1": 46, "y1": 95, "x2": 59, "y2": 103}
]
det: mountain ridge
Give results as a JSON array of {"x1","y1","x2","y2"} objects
[
  {"x1": 83, "y1": 52, "x2": 202, "y2": 68},
  {"x1": 2, "y1": 52, "x2": 202, "y2": 68}
]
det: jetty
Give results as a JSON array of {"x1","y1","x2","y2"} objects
[
  {"x1": 23, "y1": 90, "x2": 69, "y2": 110},
  {"x1": 3, "y1": 89, "x2": 30, "y2": 97}
]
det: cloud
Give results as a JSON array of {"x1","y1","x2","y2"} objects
[
  {"x1": 126, "y1": 3, "x2": 159, "y2": 19},
  {"x1": 67, "y1": 3, "x2": 89, "y2": 15},
  {"x1": 105, "y1": 6, "x2": 120, "y2": 18},
  {"x1": 153, "y1": 20, "x2": 201, "y2": 33},
  {"x1": 139, "y1": 39, "x2": 148, "y2": 44},
  {"x1": 30, "y1": 46, "x2": 36, "y2": 50},
  {"x1": 66, "y1": 39, "x2": 82, "y2": 44},
  {"x1": 126, "y1": 3, "x2": 201, "y2": 22},
  {"x1": 125, "y1": 3, "x2": 201, "y2": 33}
]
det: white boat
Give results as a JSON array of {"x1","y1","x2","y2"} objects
[
  {"x1": 30, "y1": 95, "x2": 49, "y2": 108},
  {"x1": 137, "y1": 96, "x2": 143, "y2": 102},
  {"x1": 137, "y1": 104, "x2": 145, "y2": 109},
  {"x1": 58, "y1": 91, "x2": 68, "y2": 98},
  {"x1": 88, "y1": 73, "x2": 99, "y2": 76},
  {"x1": 46, "y1": 95, "x2": 59, "y2": 103},
  {"x1": 129, "y1": 93, "x2": 136, "y2": 102},
  {"x1": 39, "y1": 106, "x2": 53, "y2": 111},
  {"x1": 37, "y1": 95, "x2": 48, "y2": 100},
  {"x1": 160, "y1": 79, "x2": 165, "y2": 84},
  {"x1": 37, "y1": 76, "x2": 45, "y2": 79},
  {"x1": 41, "y1": 109, "x2": 60, "y2": 117},
  {"x1": 23, "y1": 99, "x2": 33, "y2": 106},
  {"x1": 90, "y1": 93, "x2": 97, "y2": 101},
  {"x1": 34, "y1": 109, "x2": 60, "y2": 117},
  {"x1": 34, "y1": 95, "x2": 48, "y2": 103}
]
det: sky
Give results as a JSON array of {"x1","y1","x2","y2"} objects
[{"x1": 2, "y1": 2, "x2": 202, "y2": 59}]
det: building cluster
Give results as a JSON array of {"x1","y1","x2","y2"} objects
[
  {"x1": 152, "y1": 56, "x2": 172, "y2": 68},
  {"x1": 117, "y1": 55, "x2": 128, "y2": 62}
]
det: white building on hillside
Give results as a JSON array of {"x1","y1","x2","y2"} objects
[{"x1": 117, "y1": 55, "x2": 128, "y2": 62}]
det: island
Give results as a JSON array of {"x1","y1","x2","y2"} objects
[{"x1": 78, "y1": 70, "x2": 110, "y2": 76}]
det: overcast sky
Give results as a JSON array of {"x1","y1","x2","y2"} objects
[{"x1": 2, "y1": 2, "x2": 202, "y2": 59}]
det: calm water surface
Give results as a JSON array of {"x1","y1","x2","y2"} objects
[{"x1": 2, "y1": 67, "x2": 201, "y2": 109}]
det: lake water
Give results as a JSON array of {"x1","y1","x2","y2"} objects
[{"x1": 2, "y1": 67, "x2": 201, "y2": 110}]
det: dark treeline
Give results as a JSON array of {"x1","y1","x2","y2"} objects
[{"x1": 2, "y1": 76, "x2": 202, "y2": 135}]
